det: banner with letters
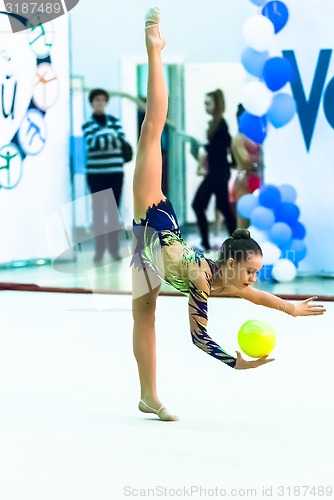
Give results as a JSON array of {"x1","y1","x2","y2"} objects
[
  {"x1": 264, "y1": 0, "x2": 334, "y2": 275},
  {"x1": 0, "y1": 10, "x2": 71, "y2": 263}
]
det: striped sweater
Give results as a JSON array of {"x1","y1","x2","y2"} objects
[{"x1": 82, "y1": 114, "x2": 125, "y2": 174}]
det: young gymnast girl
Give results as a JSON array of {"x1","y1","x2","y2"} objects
[{"x1": 131, "y1": 7, "x2": 326, "y2": 421}]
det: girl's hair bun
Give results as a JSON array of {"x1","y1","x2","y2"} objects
[{"x1": 232, "y1": 228, "x2": 251, "y2": 240}]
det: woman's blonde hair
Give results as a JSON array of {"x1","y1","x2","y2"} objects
[{"x1": 206, "y1": 89, "x2": 226, "y2": 139}]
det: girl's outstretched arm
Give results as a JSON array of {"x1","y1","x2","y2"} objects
[{"x1": 238, "y1": 287, "x2": 326, "y2": 316}]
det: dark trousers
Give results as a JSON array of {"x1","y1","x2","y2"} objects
[
  {"x1": 192, "y1": 172, "x2": 236, "y2": 249},
  {"x1": 87, "y1": 172, "x2": 124, "y2": 257}
]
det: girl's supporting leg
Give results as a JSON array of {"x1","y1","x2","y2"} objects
[{"x1": 133, "y1": 8, "x2": 168, "y2": 222}]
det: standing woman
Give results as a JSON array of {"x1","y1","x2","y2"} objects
[{"x1": 192, "y1": 90, "x2": 236, "y2": 251}]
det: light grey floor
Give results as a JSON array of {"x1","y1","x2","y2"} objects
[{"x1": 0, "y1": 292, "x2": 333, "y2": 499}]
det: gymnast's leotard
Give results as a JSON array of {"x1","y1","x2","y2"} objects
[{"x1": 132, "y1": 198, "x2": 236, "y2": 368}]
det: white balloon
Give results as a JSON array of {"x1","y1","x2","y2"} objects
[
  {"x1": 240, "y1": 80, "x2": 273, "y2": 116},
  {"x1": 242, "y1": 15, "x2": 275, "y2": 52},
  {"x1": 272, "y1": 259, "x2": 297, "y2": 282},
  {"x1": 248, "y1": 225, "x2": 268, "y2": 244},
  {"x1": 261, "y1": 241, "x2": 281, "y2": 265}
]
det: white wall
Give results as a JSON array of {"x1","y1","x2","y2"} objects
[
  {"x1": 70, "y1": 0, "x2": 254, "y2": 93},
  {"x1": 0, "y1": 13, "x2": 71, "y2": 263}
]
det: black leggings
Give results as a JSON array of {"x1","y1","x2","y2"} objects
[
  {"x1": 192, "y1": 173, "x2": 236, "y2": 249},
  {"x1": 87, "y1": 172, "x2": 124, "y2": 256}
]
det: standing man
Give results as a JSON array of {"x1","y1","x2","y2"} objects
[{"x1": 82, "y1": 88, "x2": 129, "y2": 262}]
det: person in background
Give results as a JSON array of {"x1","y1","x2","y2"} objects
[
  {"x1": 192, "y1": 89, "x2": 236, "y2": 252},
  {"x1": 231, "y1": 103, "x2": 263, "y2": 229},
  {"x1": 82, "y1": 88, "x2": 129, "y2": 263}
]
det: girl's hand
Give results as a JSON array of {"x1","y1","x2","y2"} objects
[
  {"x1": 234, "y1": 350, "x2": 275, "y2": 370},
  {"x1": 292, "y1": 296, "x2": 326, "y2": 317}
]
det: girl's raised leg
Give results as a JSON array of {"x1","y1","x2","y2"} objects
[{"x1": 133, "y1": 7, "x2": 168, "y2": 222}]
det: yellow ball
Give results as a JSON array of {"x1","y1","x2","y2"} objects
[{"x1": 238, "y1": 319, "x2": 276, "y2": 358}]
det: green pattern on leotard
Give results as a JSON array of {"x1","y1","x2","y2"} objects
[
  {"x1": 139, "y1": 222, "x2": 204, "y2": 295},
  {"x1": 132, "y1": 199, "x2": 237, "y2": 368}
]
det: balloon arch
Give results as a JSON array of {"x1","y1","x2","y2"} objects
[{"x1": 237, "y1": 1, "x2": 306, "y2": 283}]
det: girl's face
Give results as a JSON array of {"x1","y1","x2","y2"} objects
[
  {"x1": 228, "y1": 254, "x2": 263, "y2": 289},
  {"x1": 204, "y1": 95, "x2": 215, "y2": 116}
]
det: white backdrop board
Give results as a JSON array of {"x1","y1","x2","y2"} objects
[{"x1": 0, "y1": 8, "x2": 71, "y2": 263}]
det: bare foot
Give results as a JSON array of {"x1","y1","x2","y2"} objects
[
  {"x1": 145, "y1": 7, "x2": 166, "y2": 50},
  {"x1": 139, "y1": 399, "x2": 179, "y2": 421}
]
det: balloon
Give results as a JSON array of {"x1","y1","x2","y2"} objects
[
  {"x1": 262, "y1": 1, "x2": 289, "y2": 34},
  {"x1": 238, "y1": 319, "x2": 276, "y2": 358},
  {"x1": 242, "y1": 15, "x2": 275, "y2": 52},
  {"x1": 290, "y1": 239, "x2": 307, "y2": 262},
  {"x1": 261, "y1": 241, "x2": 281, "y2": 265},
  {"x1": 283, "y1": 242, "x2": 307, "y2": 265},
  {"x1": 250, "y1": 0, "x2": 266, "y2": 5},
  {"x1": 275, "y1": 202, "x2": 300, "y2": 225},
  {"x1": 251, "y1": 206, "x2": 275, "y2": 230},
  {"x1": 263, "y1": 57, "x2": 293, "y2": 91},
  {"x1": 291, "y1": 221, "x2": 306, "y2": 239},
  {"x1": 259, "y1": 184, "x2": 282, "y2": 209},
  {"x1": 267, "y1": 93, "x2": 296, "y2": 128},
  {"x1": 239, "y1": 111, "x2": 268, "y2": 144},
  {"x1": 257, "y1": 264, "x2": 274, "y2": 281},
  {"x1": 240, "y1": 81, "x2": 273, "y2": 116},
  {"x1": 237, "y1": 193, "x2": 259, "y2": 218},
  {"x1": 247, "y1": 225, "x2": 268, "y2": 244},
  {"x1": 241, "y1": 47, "x2": 269, "y2": 78},
  {"x1": 269, "y1": 222, "x2": 292, "y2": 247},
  {"x1": 272, "y1": 259, "x2": 297, "y2": 282},
  {"x1": 278, "y1": 184, "x2": 297, "y2": 203}
]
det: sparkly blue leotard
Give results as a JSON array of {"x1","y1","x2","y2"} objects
[{"x1": 132, "y1": 198, "x2": 236, "y2": 368}]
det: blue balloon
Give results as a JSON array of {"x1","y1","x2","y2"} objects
[
  {"x1": 278, "y1": 184, "x2": 297, "y2": 203},
  {"x1": 241, "y1": 47, "x2": 269, "y2": 78},
  {"x1": 262, "y1": 1, "x2": 289, "y2": 34},
  {"x1": 275, "y1": 202, "x2": 300, "y2": 226},
  {"x1": 237, "y1": 194, "x2": 259, "y2": 218},
  {"x1": 263, "y1": 57, "x2": 293, "y2": 91},
  {"x1": 251, "y1": 206, "x2": 275, "y2": 230},
  {"x1": 239, "y1": 112, "x2": 268, "y2": 144},
  {"x1": 257, "y1": 264, "x2": 274, "y2": 281},
  {"x1": 269, "y1": 222, "x2": 292, "y2": 248},
  {"x1": 267, "y1": 93, "x2": 296, "y2": 128},
  {"x1": 284, "y1": 239, "x2": 307, "y2": 264},
  {"x1": 291, "y1": 221, "x2": 306, "y2": 240},
  {"x1": 250, "y1": 0, "x2": 266, "y2": 5},
  {"x1": 291, "y1": 239, "x2": 307, "y2": 262},
  {"x1": 259, "y1": 184, "x2": 282, "y2": 209}
]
